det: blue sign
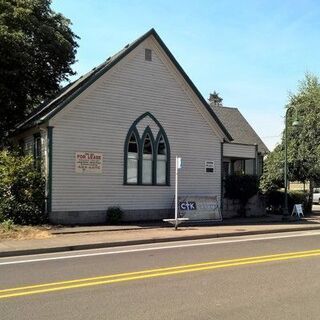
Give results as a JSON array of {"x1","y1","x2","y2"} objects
[{"x1": 179, "y1": 201, "x2": 197, "y2": 211}]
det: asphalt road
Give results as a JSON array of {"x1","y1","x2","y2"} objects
[{"x1": 1, "y1": 230, "x2": 320, "y2": 320}]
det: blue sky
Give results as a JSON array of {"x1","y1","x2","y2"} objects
[{"x1": 52, "y1": 0, "x2": 320, "y2": 150}]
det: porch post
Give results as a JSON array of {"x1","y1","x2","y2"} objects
[{"x1": 230, "y1": 160, "x2": 235, "y2": 175}]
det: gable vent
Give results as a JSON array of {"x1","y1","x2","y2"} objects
[{"x1": 145, "y1": 48, "x2": 152, "y2": 61}]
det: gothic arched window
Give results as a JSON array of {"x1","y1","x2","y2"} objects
[
  {"x1": 142, "y1": 129, "x2": 154, "y2": 184},
  {"x1": 156, "y1": 134, "x2": 167, "y2": 185},
  {"x1": 124, "y1": 113, "x2": 170, "y2": 186},
  {"x1": 127, "y1": 131, "x2": 139, "y2": 184}
]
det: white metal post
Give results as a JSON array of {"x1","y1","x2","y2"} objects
[
  {"x1": 175, "y1": 156, "x2": 178, "y2": 230},
  {"x1": 162, "y1": 156, "x2": 188, "y2": 228}
]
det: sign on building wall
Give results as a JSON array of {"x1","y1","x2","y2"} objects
[
  {"x1": 205, "y1": 160, "x2": 215, "y2": 173},
  {"x1": 179, "y1": 196, "x2": 222, "y2": 221},
  {"x1": 75, "y1": 152, "x2": 103, "y2": 173}
]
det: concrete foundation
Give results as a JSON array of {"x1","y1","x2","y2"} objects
[
  {"x1": 49, "y1": 208, "x2": 173, "y2": 225},
  {"x1": 222, "y1": 194, "x2": 266, "y2": 218}
]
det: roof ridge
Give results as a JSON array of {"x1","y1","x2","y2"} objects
[
  {"x1": 12, "y1": 28, "x2": 232, "y2": 142},
  {"x1": 221, "y1": 105, "x2": 238, "y2": 110}
]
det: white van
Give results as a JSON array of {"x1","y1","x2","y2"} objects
[{"x1": 313, "y1": 188, "x2": 320, "y2": 204}]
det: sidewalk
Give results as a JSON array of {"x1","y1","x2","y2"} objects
[{"x1": 1, "y1": 213, "x2": 320, "y2": 258}]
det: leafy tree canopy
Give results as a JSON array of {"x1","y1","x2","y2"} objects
[
  {"x1": 0, "y1": 0, "x2": 79, "y2": 144},
  {"x1": 260, "y1": 144, "x2": 284, "y2": 191},
  {"x1": 261, "y1": 74, "x2": 320, "y2": 190}
]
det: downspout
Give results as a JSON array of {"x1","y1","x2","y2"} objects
[
  {"x1": 46, "y1": 126, "x2": 53, "y2": 215},
  {"x1": 220, "y1": 141, "x2": 224, "y2": 211}
]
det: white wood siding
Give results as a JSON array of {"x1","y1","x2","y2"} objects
[
  {"x1": 223, "y1": 143, "x2": 256, "y2": 159},
  {"x1": 23, "y1": 135, "x2": 34, "y2": 155},
  {"x1": 50, "y1": 39, "x2": 222, "y2": 212}
]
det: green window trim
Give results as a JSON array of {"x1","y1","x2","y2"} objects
[
  {"x1": 140, "y1": 126, "x2": 155, "y2": 185},
  {"x1": 124, "y1": 127, "x2": 140, "y2": 185},
  {"x1": 154, "y1": 129, "x2": 170, "y2": 186},
  {"x1": 33, "y1": 133, "x2": 40, "y2": 157},
  {"x1": 123, "y1": 112, "x2": 170, "y2": 186},
  {"x1": 33, "y1": 132, "x2": 42, "y2": 168}
]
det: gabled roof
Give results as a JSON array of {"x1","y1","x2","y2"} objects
[
  {"x1": 14, "y1": 28, "x2": 232, "y2": 141},
  {"x1": 211, "y1": 105, "x2": 269, "y2": 154}
]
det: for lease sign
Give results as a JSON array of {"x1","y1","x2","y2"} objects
[{"x1": 75, "y1": 152, "x2": 103, "y2": 173}]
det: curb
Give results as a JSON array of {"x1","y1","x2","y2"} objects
[
  {"x1": 50, "y1": 218, "x2": 320, "y2": 235},
  {"x1": 1, "y1": 225, "x2": 320, "y2": 258},
  {"x1": 50, "y1": 218, "x2": 308, "y2": 235}
]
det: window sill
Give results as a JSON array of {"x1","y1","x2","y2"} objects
[{"x1": 123, "y1": 183, "x2": 170, "y2": 187}]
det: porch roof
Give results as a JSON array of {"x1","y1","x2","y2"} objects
[{"x1": 211, "y1": 105, "x2": 269, "y2": 154}]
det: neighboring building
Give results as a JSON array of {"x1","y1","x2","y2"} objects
[
  {"x1": 209, "y1": 92, "x2": 269, "y2": 178},
  {"x1": 207, "y1": 92, "x2": 269, "y2": 218},
  {"x1": 12, "y1": 29, "x2": 268, "y2": 224}
]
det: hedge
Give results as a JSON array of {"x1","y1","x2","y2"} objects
[
  {"x1": 224, "y1": 175, "x2": 260, "y2": 217},
  {"x1": 264, "y1": 190, "x2": 312, "y2": 214}
]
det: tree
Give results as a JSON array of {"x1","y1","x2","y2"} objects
[
  {"x1": 288, "y1": 74, "x2": 320, "y2": 185},
  {"x1": 0, "y1": 0, "x2": 79, "y2": 144},
  {"x1": 261, "y1": 74, "x2": 320, "y2": 191},
  {"x1": 260, "y1": 144, "x2": 284, "y2": 191}
]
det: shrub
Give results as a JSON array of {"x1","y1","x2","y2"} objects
[
  {"x1": 107, "y1": 206, "x2": 123, "y2": 224},
  {"x1": 1, "y1": 219, "x2": 15, "y2": 231},
  {"x1": 289, "y1": 191, "x2": 312, "y2": 214},
  {"x1": 224, "y1": 175, "x2": 260, "y2": 217},
  {"x1": 264, "y1": 190, "x2": 312, "y2": 214},
  {"x1": 0, "y1": 150, "x2": 46, "y2": 225},
  {"x1": 264, "y1": 190, "x2": 284, "y2": 214}
]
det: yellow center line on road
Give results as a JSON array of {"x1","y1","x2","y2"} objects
[
  {"x1": 1, "y1": 248, "x2": 320, "y2": 299},
  {"x1": 2, "y1": 248, "x2": 320, "y2": 294}
]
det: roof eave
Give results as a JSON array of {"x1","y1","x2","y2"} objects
[
  {"x1": 150, "y1": 31, "x2": 233, "y2": 141},
  {"x1": 13, "y1": 28, "x2": 233, "y2": 141}
]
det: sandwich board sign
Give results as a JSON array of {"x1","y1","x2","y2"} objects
[{"x1": 291, "y1": 204, "x2": 304, "y2": 219}]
